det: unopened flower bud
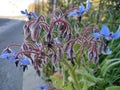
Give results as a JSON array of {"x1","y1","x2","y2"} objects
[
  {"x1": 53, "y1": 54, "x2": 57, "y2": 64},
  {"x1": 30, "y1": 23, "x2": 41, "y2": 41},
  {"x1": 70, "y1": 48, "x2": 74, "y2": 59},
  {"x1": 22, "y1": 43, "x2": 29, "y2": 51},
  {"x1": 22, "y1": 65, "x2": 28, "y2": 72},
  {"x1": 36, "y1": 69, "x2": 41, "y2": 76},
  {"x1": 63, "y1": 31, "x2": 68, "y2": 38},
  {"x1": 68, "y1": 33, "x2": 72, "y2": 41},
  {"x1": 47, "y1": 32, "x2": 52, "y2": 42}
]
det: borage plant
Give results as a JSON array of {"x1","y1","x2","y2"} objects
[{"x1": 1, "y1": 0, "x2": 120, "y2": 90}]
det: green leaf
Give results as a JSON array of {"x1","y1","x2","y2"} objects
[
  {"x1": 79, "y1": 78, "x2": 95, "y2": 89},
  {"x1": 50, "y1": 75, "x2": 63, "y2": 88},
  {"x1": 76, "y1": 68, "x2": 103, "y2": 83},
  {"x1": 105, "y1": 86, "x2": 120, "y2": 90},
  {"x1": 73, "y1": 43, "x2": 80, "y2": 53},
  {"x1": 63, "y1": 68, "x2": 69, "y2": 86},
  {"x1": 101, "y1": 59, "x2": 120, "y2": 76},
  {"x1": 83, "y1": 79, "x2": 87, "y2": 90}
]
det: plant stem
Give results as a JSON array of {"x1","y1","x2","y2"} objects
[{"x1": 62, "y1": 59, "x2": 80, "y2": 90}]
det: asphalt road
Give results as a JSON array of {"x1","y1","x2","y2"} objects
[
  {"x1": 0, "y1": 18, "x2": 43, "y2": 90},
  {"x1": 0, "y1": 18, "x2": 25, "y2": 90}
]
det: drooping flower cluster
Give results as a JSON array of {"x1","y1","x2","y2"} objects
[
  {"x1": 0, "y1": 0, "x2": 120, "y2": 79},
  {"x1": 0, "y1": 45, "x2": 31, "y2": 71}
]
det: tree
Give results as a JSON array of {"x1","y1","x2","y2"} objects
[{"x1": 28, "y1": 1, "x2": 49, "y2": 15}]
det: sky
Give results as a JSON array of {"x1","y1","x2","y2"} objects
[{"x1": 0, "y1": 0, "x2": 34, "y2": 16}]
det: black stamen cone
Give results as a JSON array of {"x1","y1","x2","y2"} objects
[
  {"x1": 71, "y1": 59, "x2": 75, "y2": 66},
  {"x1": 78, "y1": 16, "x2": 82, "y2": 22},
  {"x1": 105, "y1": 40, "x2": 110, "y2": 46},
  {"x1": 48, "y1": 43, "x2": 52, "y2": 48},
  {"x1": 23, "y1": 65, "x2": 28, "y2": 72},
  {"x1": 36, "y1": 70, "x2": 41, "y2": 76},
  {"x1": 15, "y1": 61, "x2": 19, "y2": 67}
]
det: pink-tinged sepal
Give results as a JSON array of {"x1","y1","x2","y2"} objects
[
  {"x1": 30, "y1": 23, "x2": 41, "y2": 41},
  {"x1": 53, "y1": 54, "x2": 57, "y2": 64},
  {"x1": 46, "y1": 32, "x2": 52, "y2": 42}
]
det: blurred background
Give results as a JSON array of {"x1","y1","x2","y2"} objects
[{"x1": 0, "y1": 0, "x2": 120, "y2": 25}]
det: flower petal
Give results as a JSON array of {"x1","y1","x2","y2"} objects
[
  {"x1": 32, "y1": 12, "x2": 38, "y2": 19},
  {"x1": 8, "y1": 55, "x2": 16, "y2": 62},
  {"x1": 21, "y1": 11, "x2": 26, "y2": 14},
  {"x1": 112, "y1": 25, "x2": 120, "y2": 40},
  {"x1": 77, "y1": 3, "x2": 85, "y2": 15},
  {"x1": 0, "y1": 48, "x2": 12, "y2": 59},
  {"x1": 54, "y1": 37, "x2": 61, "y2": 44},
  {"x1": 0, "y1": 53, "x2": 10, "y2": 59},
  {"x1": 19, "y1": 56, "x2": 30, "y2": 65},
  {"x1": 100, "y1": 24, "x2": 110, "y2": 37},
  {"x1": 92, "y1": 33, "x2": 101, "y2": 38},
  {"x1": 39, "y1": 83, "x2": 49, "y2": 90},
  {"x1": 86, "y1": 0, "x2": 91, "y2": 11},
  {"x1": 35, "y1": 42, "x2": 42, "y2": 49},
  {"x1": 102, "y1": 47, "x2": 112, "y2": 55},
  {"x1": 68, "y1": 11, "x2": 78, "y2": 17},
  {"x1": 25, "y1": 9, "x2": 28, "y2": 14}
]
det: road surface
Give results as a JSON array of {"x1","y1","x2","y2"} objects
[
  {"x1": 0, "y1": 18, "x2": 43, "y2": 90},
  {"x1": 0, "y1": 18, "x2": 24, "y2": 90}
]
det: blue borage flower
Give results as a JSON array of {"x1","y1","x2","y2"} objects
[
  {"x1": 112, "y1": 25, "x2": 120, "y2": 39},
  {"x1": 0, "y1": 48, "x2": 16, "y2": 63},
  {"x1": 39, "y1": 83, "x2": 49, "y2": 90},
  {"x1": 0, "y1": 48, "x2": 12, "y2": 59},
  {"x1": 53, "y1": 37, "x2": 61, "y2": 44},
  {"x1": 35, "y1": 42, "x2": 43, "y2": 49},
  {"x1": 8, "y1": 53, "x2": 17, "y2": 63},
  {"x1": 68, "y1": 0, "x2": 91, "y2": 17},
  {"x1": 93, "y1": 24, "x2": 120, "y2": 40},
  {"x1": 99, "y1": 43, "x2": 112, "y2": 55},
  {"x1": 18, "y1": 56, "x2": 31, "y2": 65},
  {"x1": 101, "y1": 47, "x2": 112, "y2": 55},
  {"x1": 86, "y1": 0, "x2": 91, "y2": 12},
  {"x1": 0, "y1": 48, "x2": 30, "y2": 66},
  {"x1": 21, "y1": 9, "x2": 38, "y2": 20}
]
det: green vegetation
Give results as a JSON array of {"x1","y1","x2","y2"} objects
[{"x1": 28, "y1": 0, "x2": 120, "y2": 90}]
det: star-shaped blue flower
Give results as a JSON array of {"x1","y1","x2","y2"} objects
[
  {"x1": 0, "y1": 48, "x2": 18, "y2": 62},
  {"x1": 53, "y1": 37, "x2": 61, "y2": 44},
  {"x1": 39, "y1": 83, "x2": 49, "y2": 90},
  {"x1": 92, "y1": 24, "x2": 110, "y2": 39},
  {"x1": 18, "y1": 56, "x2": 31, "y2": 65},
  {"x1": 68, "y1": 0, "x2": 91, "y2": 17},
  {"x1": 21, "y1": 9, "x2": 38, "y2": 20},
  {"x1": 21, "y1": 9, "x2": 31, "y2": 20},
  {"x1": 0, "y1": 48, "x2": 12, "y2": 59},
  {"x1": 93, "y1": 24, "x2": 120, "y2": 40}
]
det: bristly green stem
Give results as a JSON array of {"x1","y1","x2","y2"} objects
[{"x1": 62, "y1": 59, "x2": 80, "y2": 90}]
